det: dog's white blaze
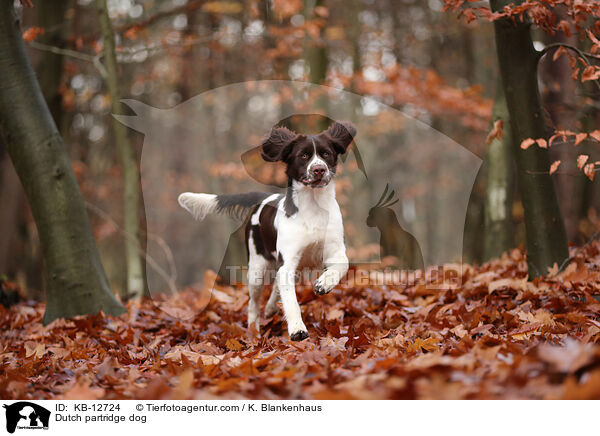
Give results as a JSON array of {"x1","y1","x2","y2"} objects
[{"x1": 306, "y1": 137, "x2": 329, "y2": 179}]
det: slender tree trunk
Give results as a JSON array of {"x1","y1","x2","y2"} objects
[
  {"x1": 306, "y1": 0, "x2": 327, "y2": 85},
  {"x1": 490, "y1": 0, "x2": 569, "y2": 277},
  {"x1": 36, "y1": 0, "x2": 70, "y2": 126},
  {"x1": 96, "y1": 0, "x2": 144, "y2": 300},
  {"x1": 483, "y1": 80, "x2": 515, "y2": 260},
  {"x1": 0, "y1": 1, "x2": 125, "y2": 324},
  {"x1": 304, "y1": 0, "x2": 328, "y2": 131}
]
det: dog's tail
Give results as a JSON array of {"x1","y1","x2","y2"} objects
[{"x1": 178, "y1": 191, "x2": 271, "y2": 221}]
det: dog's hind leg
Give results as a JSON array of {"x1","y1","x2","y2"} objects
[
  {"x1": 264, "y1": 283, "x2": 280, "y2": 318},
  {"x1": 247, "y1": 256, "x2": 268, "y2": 332}
]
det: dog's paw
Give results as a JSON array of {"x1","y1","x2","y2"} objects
[
  {"x1": 313, "y1": 281, "x2": 329, "y2": 295},
  {"x1": 290, "y1": 330, "x2": 309, "y2": 341},
  {"x1": 314, "y1": 271, "x2": 339, "y2": 295}
]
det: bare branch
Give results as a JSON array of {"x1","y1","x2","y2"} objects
[{"x1": 28, "y1": 40, "x2": 95, "y2": 62}]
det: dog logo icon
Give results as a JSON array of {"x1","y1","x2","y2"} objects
[{"x1": 3, "y1": 402, "x2": 50, "y2": 433}]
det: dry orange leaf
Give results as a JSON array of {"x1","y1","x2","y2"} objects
[
  {"x1": 485, "y1": 119, "x2": 504, "y2": 145},
  {"x1": 520, "y1": 138, "x2": 535, "y2": 149},
  {"x1": 575, "y1": 133, "x2": 588, "y2": 145}
]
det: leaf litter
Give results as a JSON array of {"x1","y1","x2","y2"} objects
[{"x1": 3, "y1": 244, "x2": 600, "y2": 399}]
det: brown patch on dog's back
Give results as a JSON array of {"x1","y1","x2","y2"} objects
[{"x1": 245, "y1": 197, "x2": 280, "y2": 261}]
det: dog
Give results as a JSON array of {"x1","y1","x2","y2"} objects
[{"x1": 178, "y1": 121, "x2": 356, "y2": 340}]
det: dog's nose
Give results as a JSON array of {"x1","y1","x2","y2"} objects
[{"x1": 312, "y1": 165, "x2": 326, "y2": 177}]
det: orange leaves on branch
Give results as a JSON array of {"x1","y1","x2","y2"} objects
[
  {"x1": 589, "y1": 130, "x2": 600, "y2": 142},
  {"x1": 575, "y1": 133, "x2": 588, "y2": 145},
  {"x1": 550, "y1": 130, "x2": 574, "y2": 147},
  {"x1": 271, "y1": 0, "x2": 303, "y2": 20},
  {"x1": 460, "y1": 8, "x2": 478, "y2": 23},
  {"x1": 22, "y1": 26, "x2": 45, "y2": 42},
  {"x1": 524, "y1": 131, "x2": 600, "y2": 178},
  {"x1": 123, "y1": 25, "x2": 142, "y2": 41},
  {"x1": 584, "y1": 163, "x2": 596, "y2": 181},
  {"x1": 582, "y1": 65, "x2": 600, "y2": 82},
  {"x1": 528, "y1": 130, "x2": 600, "y2": 151},
  {"x1": 587, "y1": 30, "x2": 600, "y2": 55},
  {"x1": 557, "y1": 20, "x2": 572, "y2": 37},
  {"x1": 334, "y1": 63, "x2": 492, "y2": 132},
  {"x1": 201, "y1": 2, "x2": 243, "y2": 14},
  {"x1": 485, "y1": 119, "x2": 504, "y2": 145},
  {"x1": 313, "y1": 6, "x2": 329, "y2": 18},
  {"x1": 553, "y1": 45, "x2": 568, "y2": 62},
  {"x1": 578, "y1": 155, "x2": 590, "y2": 170},
  {"x1": 520, "y1": 138, "x2": 536, "y2": 149}
]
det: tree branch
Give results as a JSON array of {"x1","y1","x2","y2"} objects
[
  {"x1": 538, "y1": 42, "x2": 600, "y2": 63},
  {"x1": 538, "y1": 43, "x2": 600, "y2": 93},
  {"x1": 78, "y1": 0, "x2": 207, "y2": 44},
  {"x1": 27, "y1": 34, "x2": 216, "y2": 75},
  {"x1": 28, "y1": 40, "x2": 95, "y2": 62}
]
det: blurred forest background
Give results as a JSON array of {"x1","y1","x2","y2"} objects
[{"x1": 1, "y1": 0, "x2": 599, "y2": 303}]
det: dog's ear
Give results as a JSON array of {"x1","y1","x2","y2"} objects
[
  {"x1": 322, "y1": 121, "x2": 356, "y2": 155},
  {"x1": 260, "y1": 127, "x2": 298, "y2": 162}
]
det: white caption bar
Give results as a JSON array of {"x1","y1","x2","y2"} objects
[{"x1": 0, "y1": 400, "x2": 596, "y2": 436}]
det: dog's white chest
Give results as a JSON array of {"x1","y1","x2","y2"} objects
[{"x1": 298, "y1": 204, "x2": 328, "y2": 235}]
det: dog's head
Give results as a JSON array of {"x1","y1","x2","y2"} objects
[{"x1": 260, "y1": 121, "x2": 356, "y2": 188}]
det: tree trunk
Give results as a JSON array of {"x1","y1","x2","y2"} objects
[
  {"x1": 483, "y1": 80, "x2": 515, "y2": 261},
  {"x1": 96, "y1": 0, "x2": 144, "y2": 300},
  {"x1": 0, "y1": 148, "x2": 23, "y2": 278},
  {"x1": 36, "y1": 0, "x2": 70, "y2": 127},
  {"x1": 540, "y1": 15, "x2": 581, "y2": 242},
  {"x1": 0, "y1": 1, "x2": 125, "y2": 324},
  {"x1": 490, "y1": 0, "x2": 568, "y2": 277},
  {"x1": 304, "y1": 0, "x2": 328, "y2": 131}
]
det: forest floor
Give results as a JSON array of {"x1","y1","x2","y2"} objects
[{"x1": 3, "y1": 244, "x2": 600, "y2": 400}]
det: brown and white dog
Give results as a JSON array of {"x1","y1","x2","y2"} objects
[{"x1": 178, "y1": 121, "x2": 356, "y2": 340}]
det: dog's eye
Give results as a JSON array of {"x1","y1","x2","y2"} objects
[
  {"x1": 322, "y1": 152, "x2": 329, "y2": 158},
  {"x1": 301, "y1": 153, "x2": 310, "y2": 160}
]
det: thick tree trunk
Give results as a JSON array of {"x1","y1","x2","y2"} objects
[
  {"x1": 540, "y1": 17, "x2": 581, "y2": 242},
  {"x1": 0, "y1": 149, "x2": 23, "y2": 277},
  {"x1": 0, "y1": 1, "x2": 125, "y2": 323},
  {"x1": 96, "y1": 0, "x2": 144, "y2": 300},
  {"x1": 483, "y1": 81, "x2": 515, "y2": 261},
  {"x1": 490, "y1": 0, "x2": 568, "y2": 277}
]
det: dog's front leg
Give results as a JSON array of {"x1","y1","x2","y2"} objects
[
  {"x1": 276, "y1": 257, "x2": 308, "y2": 341},
  {"x1": 314, "y1": 243, "x2": 348, "y2": 295}
]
